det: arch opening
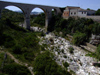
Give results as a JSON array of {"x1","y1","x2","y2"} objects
[
  {"x1": 30, "y1": 7, "x2": 47, "y2": 32},
  {"x1": 1, "y1": 6, "x2": 25, "y2": 27},
  {"x1": 52, "y1": 9, "x2": 57, "y2": 16}
]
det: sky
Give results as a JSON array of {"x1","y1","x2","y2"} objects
[{"x1": 2, "y1": 0, "x2": 100, "y2": 12}]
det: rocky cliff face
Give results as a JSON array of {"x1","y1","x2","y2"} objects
[
  {"x1": 90, "y1": 34, "x2": 100, "y2": 45},
  {"x1": 39, "y1": 33, "x2": 100, "y2": 75}
]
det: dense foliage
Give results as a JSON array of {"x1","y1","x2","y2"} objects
[
  {"x1": 0, "y1": 53, "x2": 31, "y2": 75},
  {"x1": 63, "y1": 62, "x2": 69, "y2": 69},
  {"x1": 73, "y1": 32, "x2": 87, "y2": 46},
  {"x1": 30, "y1": 11, "x2": 100, "y2": 46},
  {"x1": 1, "y1": 8, "x2": 100, "y2": 74},
  {"x1": 1, "y1": 9, "x2": 24, "y2": 25},
  {"x1": 68, "y1": 47, "x2": 74, "y2": 54},
  {"x1": 96, "y1": 45, "x2": 100, "y2": 60},
  {"x1": 2, "y1": 64, "x2": 31, "y2": 75},
  {"x1": 95, "y1": 9, "x2": 100, "y2": 15},
  {"x1": 0, "y1": 9, "x2": 44, "y2": 74},
  {"x1": 33, "y1": 51, "x2": 71, "y2": 75},
  {"x1": 48, "y1": 15, "x2": 100, "y2": 45},
  {"x1": 0, "y1": 9, "x2": 72, "y2": 75},
  {"x1": 30, "y1": 13, "x2": 45, "y2": 27},
  {"x1": 0, "y1": 17, "x2": 43, "y2": 62}
]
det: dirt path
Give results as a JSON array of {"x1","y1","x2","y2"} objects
[{"x1": 0, "y1": 51, "x2": 34, "y2": 75}]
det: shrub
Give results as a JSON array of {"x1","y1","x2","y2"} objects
[
  {"x1": 92, "y1": 23, "x2": 100, "y2": 35},
  {"x1": 63, "y1": 62, "x2": 69, "y2": 69},
  {"x1": 68, "y1": 47, "x2": 74, "y2": 54},
  {"x1": 63, "y1": 55, "x2": 67, "y2": 58},
  {"x1": 2, "y1": 63, "x2": 31, "y2": 75},
  {"x1": 96, "y1": 44, "x2": 100, "y2": 60},
  {"x1": 93, "y1": 63, "x2": 100, "y2": 67},
  {"x1": 73, "y1": 32, "x2": 86, "y2": 46},
  {"x1": 3, "y1": 34, "x2": 16, "y2": 48},
  {"x1": 24, "y1": 52, "x2": 35, "y2": 61},
  {"x1": 62, "y1": 49, "x2": 64, "y2": 53},
  {"x1": 33, "y1": 51, "x2": 71, "y2": 75},
  {"x1": 0, "y1": 33, "x2": 15, "y2": 47},
  {"x1": 41, "y1": 32, "x2": 45, "y2": 36},
  {"x1": 0, "y1": 73, "x2": 8, "y2": 75},
  {"x1": 32, "y1": 13, "x2": 45, "y2": 26},
  {"x1": 21, "y1": 47, "x2": 28, "y2": 53},
  {"x1": 95, "y1": 9, "x2": 100, "y2": 15},
  {"x1": 12, "y1": 44, "x2": 22, "y2": 54}
]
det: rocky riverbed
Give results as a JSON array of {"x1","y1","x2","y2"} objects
[
  {"x1": 39, "y1": 33, "x2": 100, "y2": 75},
  {"x1": 30, "y1": 26, "x2": 45, "y2": 32}
]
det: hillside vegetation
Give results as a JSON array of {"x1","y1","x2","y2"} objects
[
  {"x1": 48, "y1": 14, "x2": 100, "y2": 45},
  {"x1": 1, "y1": 8, "x2": 100, "y2": 75},
  {"x1": 0, "y1": 52, "x2": 31, "y2": 75},
  {"x1": 47, "y1": 14, "x2": 100, "y2": 59},
  {"x1": 0, "y1": 9, "x2": 71, "y2": 75}
]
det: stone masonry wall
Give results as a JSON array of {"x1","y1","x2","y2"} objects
[{"x1": 79, "y1": 16, "x2": 100, "y2": 22}]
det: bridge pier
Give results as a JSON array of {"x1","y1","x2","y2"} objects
[
  {"x1": 0, "y1": 13, "x2": 1, "y2": 19},
  {"x1": 24, "y1": 12, "x2": 30, "y2": 30},
  {"x1": 45, "y1": 16, "x2": 48, "y2": 32},
  {"x1": 45, "y1": 11, "x2": 52, "y2": 32},
  {"x1": 0, "y1": 9, "x2": 1, "y2": 19},
  {"x1": 45, "y1": 16, "x2": 52, "y2": 32},
  {"x1": 24, "y1": 18, "x2": 30, "y2": 30}
]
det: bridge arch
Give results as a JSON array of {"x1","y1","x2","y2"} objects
[
  {"x1": 1, "y1": 5, "x2": 25, "y2": 27},
  {"x1": 0, "y1": 5, "x2": 31, "y2": 29},
  {"x1": 0, "y1": 5, "x2": 25, "y2": 16},
  {"x1": 52, "y1": 8, "x2": 57, "y2": 15},
  {"x1": 30, "y1": 7, "x2": 47, "y2": 15},
  {"x1": 0, "y1": 1, "x2": 62, "y2": 32},
  {"x1": 30, "y1": 7, "x2": 48, "y2": 32}
]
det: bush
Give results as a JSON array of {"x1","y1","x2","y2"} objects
[
  {"x1": 21, "y1": 33, "x2": 39, "y2": 49},
  {"x1": 41, "y1": 32, "x2": 45, "y2": 36},
  {"x1": 61, "y1": 49, "x2": 64, "y2": 53},
  {"x1": 2, "y1": 63, "x2": 31, "y2": 75},
  {"x1": 31, "y1": 13, "x2": 45, "y2": 27},
  {"x1": 63, "y1": 62, "x2": 69, "y2": 69},
  {"x1": 0, "y1": 73, "x2": 8, "y2": 75},
  {"x1": 63, "y1": 55, "x2": 67, "y2": 58},
  {"x1": 95, "y1": 9, "x2": 100, "y2": 15},
  {"x1": 92, "y1": 23, "x2": 100, "y2": 35},
  {"x1": 96, "y1": 44, "x2": 100, "y2": 60},
  {"x1": 3, "y1": 34, "x2": 16, "y2": 48},
  {"x1": 73, "y1": 32, "x2": 86, "y2": 46},
  {"x1": 68, "y1": 47, "x2": 74, "y2": 54},
  {"x1": 24, "y1": 52, "x2": 35, "y2": 61},
  {"x1": 0, "y1": 32, "x2": 16, "y2": 47},
  {"x1": 33, "y1": 51, "x2": 71, "y2": 75},
  {"x1": 13, "y1": 44, "x2": 22, "y2": 54}
]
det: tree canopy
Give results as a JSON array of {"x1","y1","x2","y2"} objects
[{"x1": 95, "y1": 9, "x2": 100, "y2": 15}]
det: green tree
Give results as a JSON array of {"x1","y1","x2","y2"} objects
[
  {"x1": 2, "y1": 63, "x2": 31, "y2": 75},
  {"x1": 33, "y1": 51, "x2": 71, "y2": 75},
  {"x1": 31, "y1": 13, "x2": 45, "y2": 27},
  {"x1": 95, "y1": 9, "x2": 100, "y2": 15},
  {"x1": 92, "y1": 23, "x2": 100, "y2": 35},
  {"x1": 63, "y1": 62, "x2": 69, "y2": 69},
  {"x1": 96, "y1": 45, "x2": 100, "y2": 60},
  {"x1": 73, "y1": 32, "x2": 86, "y2": 46},
  {"x1": 12, "y1": 44, "x2": 22, "y2": 54},
  {"x1": 87, "y1": 8, "x2": 90, "y2": 10}
]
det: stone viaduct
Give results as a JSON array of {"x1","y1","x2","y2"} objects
[{"x1": 0, "y1": 1, "x2": 61, "y2": 32}]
